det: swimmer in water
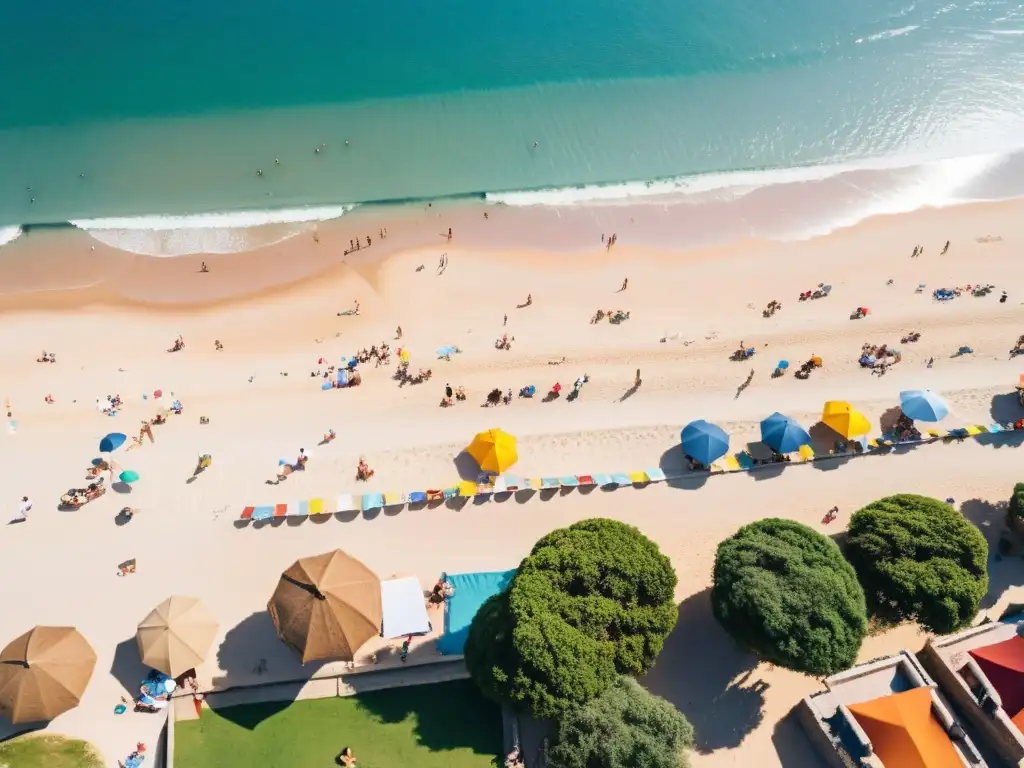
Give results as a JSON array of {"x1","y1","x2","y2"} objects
[
  {"x1": 344, "y1": 139, "x2": 350, "y2": 146},
  {"x1": 314, "y1": 148, "x2": 320, "y2": 154},
  {"x1": 275, "y1": 158, "x2": 280, "y2": 165},
  {"x1": 533, "y1": 141, "x2": 538, "y2": 148},
  {"x1": 321, "y1": 142, "x2": 326, "y2": 148},
  {"x1": 257, "y1": 169, "x2": 263, "y2": 176}
]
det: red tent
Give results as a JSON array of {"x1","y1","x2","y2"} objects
[{"x1": 969, "y1": 635, "x2": 1024, "y2": 719}]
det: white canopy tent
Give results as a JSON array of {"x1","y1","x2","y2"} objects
[{"x1": 380, "y1": 577, "x2": 431, "y2": 638}]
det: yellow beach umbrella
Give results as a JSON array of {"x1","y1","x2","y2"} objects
[
  {"x1": 466, "y1": 429, "x2": 518, "y2": 474},
  {"x1": 822, "y1": 401, "x2": 871, "y2": 438}
]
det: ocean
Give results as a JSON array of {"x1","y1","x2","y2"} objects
[{"x1": 1, "y1": 0, "x2": 1023, "y2": 254}]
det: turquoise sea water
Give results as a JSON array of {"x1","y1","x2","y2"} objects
[{"x1": 1, "y1": 0, "x2": 1023, "y2": 252}]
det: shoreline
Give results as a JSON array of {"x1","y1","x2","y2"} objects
[{"x1": 0, "y1": 196, "x2": 1020, "y2": 315}]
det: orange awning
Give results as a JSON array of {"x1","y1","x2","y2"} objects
[{"x1": 848, "y1": 688, "x2": 962, "y2": 768}]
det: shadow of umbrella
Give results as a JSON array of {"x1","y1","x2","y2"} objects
[
  {"x1": 207, "y1": 611, "x2": 312, "y2": 729},
  {"x1": 112, "y1": 482, "x2": 133, "y2": 494},
  {"x1": 453, "y1": 451, "x2": 482, "y2": 482},
  {"x1": 110, "y1": 637, "x2": 151, "y2": 697}
]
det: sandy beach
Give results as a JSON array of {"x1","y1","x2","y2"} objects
[{"x1": 2, "y1": 197, "x2": 1024, "y2": 766}]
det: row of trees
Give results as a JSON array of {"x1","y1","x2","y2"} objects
[
  {"x1": 464, "y1": 519, "x2": 693, "y2": 768},
  {"x1": 463, "y1": 495, "x2": 989, "y2": 765},
  {"x1": 712, "y1": 494, "x2": 989, "y2": 676}
]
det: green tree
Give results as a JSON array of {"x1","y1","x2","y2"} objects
[
  {"x1": 712, "y1": 518, "x2": 867, "y2": 676},
  {"x1": 464, "y1": 519, "x2": 678, "y2": 718},
  {"x1": 547, "y1": 676, "x2": 694, "y2": 768},
  {"x1": 1008, "y1": 483, "x2": 1024, "y2": 525},
  {"x1": 845, "y1": 494, "x2": 988, "y2": 634}
]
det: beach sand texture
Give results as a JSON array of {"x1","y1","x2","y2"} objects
[{"x1": 2, "y1": 199, "x2": 1024, "y2": 765}]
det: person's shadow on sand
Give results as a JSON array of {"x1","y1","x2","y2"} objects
[{"x1": 642, "y1": 588, "x2": 767, "y2": 753}]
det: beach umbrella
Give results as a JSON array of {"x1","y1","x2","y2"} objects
[
  {"x1": 136, "y1": 597, "x2": 219, "y2": 678},
  {"x1": 821, "y1": 401, "x2": 871, "y2": 439},
  {"x1": 466, "y1": 429, "x2": 518, "y2": 474},
  {"x1": 119, "y1": 470, "x2": 140, "y2": 484},
  {"x1": 760, "y1": 412, "x2": 811, "y2": 453},
  {"x1": 99, "y1": 432, "x2": 127, "y2": 453},
  {"x1": 899, "y1": 390, "x2": 949, "y2": 422},
  {"x1": 0, "y1": 626, "x2": 97, "y2": 724},
  {"x1": 267, "y1": 549, "x2": 382, "y2": 664},
  {"x1": 680, "y1": 420, "x2": 730, "y2": 465},
  {"x1": 777, "y1": 360, "x2": 789, "y2": 370}
]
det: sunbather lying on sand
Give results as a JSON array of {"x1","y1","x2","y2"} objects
[{"x1": 357, "y1": 458, "x2": 375, "y2": 481}]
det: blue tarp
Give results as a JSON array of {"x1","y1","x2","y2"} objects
[
  {"x1": 337, "y1": 369, "x2": 349, "y2": 387},
  {"x1": 437, "y1": 569, "x2": 515, "y2": 655}
]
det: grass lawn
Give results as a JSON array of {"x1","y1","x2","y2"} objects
[
  {"x1": 0, "y1": 734, "x2": 104, "y2": 768},
  {"x1": 175, "y1": 679, "x2": 501, "y2": 768}
]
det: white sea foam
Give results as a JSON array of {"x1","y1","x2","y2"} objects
[
  {"x1": 0, "y1": 225, "x2": 22, "y2": 247},
  {"x1": 855, "y1": 25, "x2": 920, "y2": 43},
  {"x1": 788, "y1": 152, "x2": 1007, "y2": 239},
  {"x1": 70, "y1": 205, "x2": 350, "y2": 257},
  {"x1": 486, "y1": 164, "x2": 853, "y2": 208}
]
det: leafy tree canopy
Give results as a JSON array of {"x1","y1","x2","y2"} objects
[
  {"x1": 712, "y1": 518, "x2": 867, "y2": 676},
  {"x1": 845, "y1": 494, "x2": 988, "y2": 634},
  {"x1": 465, "y1": 519, "x2": 678, "y2": 718},
  {"x1": 1008, "y1": 482, "x2": 1024, "y2": 524},
  {"x1": 547, "y1": 676, "x2": 694, "y2": 768}
]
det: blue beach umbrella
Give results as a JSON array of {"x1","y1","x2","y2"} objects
[
  {"x1": 777, "y1": 360, "x2": 790, "y2": 370},
  {"x1": 760, "y1": 412, "x2": 811, "y2": 453},
  {"x1": 680, "y1": 420, "x2": 730, "y2": 465},
  {"x1": 99, "y1": 432, "x2": 127, "y2": 453},
  {"x1": 899, "y1": 390, "x2": 949, "y2": 422},
  {"x1": 119, "y1": 470, "x2": 140, "y2": 484}
]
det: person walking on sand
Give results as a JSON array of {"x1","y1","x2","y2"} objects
[
  {"x1": 444, "y1": 383, "x2": 453, "y2": 405},
  {"x1": 11, "y1": 495, "x2": 32, "y2": 524},
  {"x1": 621, "y1": 278, "x2": 628, "y2": 291},
  {"x1": 942, "y1": 240, "x2": 949, "y2": 254},
  {"x1": 635, "y1": 369, "x2": 642, "y2": 388},
  {"x1": 200, "y1": 262, "x2": 209, "y2": 273},
  {"x1": 395, "y1": 326, "x2": 402, "y2": 339},
  {"x1": 503, "y1": 313, "x2": 507, "y2": 326},
  {"x1": 447, "y1": 227, "x2": 452, "y2": 242}
]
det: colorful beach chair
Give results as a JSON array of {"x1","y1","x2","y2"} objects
[
  {"x1": 458, "y1": 481, "x2": 477, "y2": 498},
  {"x1": 628, "y1": 471, "x2": 649, "y2": 484},
  {"x1": 724, "y1": 456, "x2": 741, "y2": 472},
  {"x1": 383, "y1": 492, "x2": 404, "y2": 506},
  {"x1": 591, "y1": 473, "x2": 613, "y2": 486},
  {"x1": 526, "y1": 478, "x2": 542, "y2": 490},
  {"x1": 559, "y1": 476, "x2": 579, "y2": 487},
  {"x1": 611, "y1": 473, "x2": 632, "y2": 487},
  {"x1": 736, "y1": 453, "x2": 755, "y2": 470},
  {"x1": 645, "y1": 468, "x2": 667, "y2": 482},
  {"x1": 240, "y1": 506, "x2": 255, "y2": 522},
  {"x1": 798, "y1": 445, "x2": 815, "y2": 462},
  {"x1": 408, "y1": 491, "x2": 427, "y2": 505},
  {"x1": 965, "y1": 425, "x2": 985, "y2": 436},
  {"x1": 540, "y1": 477, "x2": 559, "y2": 489},
  {"x1": 336, "y1": 494, "x2": 357, "y2": 512},
  {"x1": 501, "y1": 474, "x2": 522, "y2": 491},
  {"x1": 576, "y1": 474, "x2": 596, "y2": 486},
  {"x1": 250, "y1": 505, "x2": 275, "y2": 521},
  {"x1": 361, "y1": 493, "x2": 384, "y2": 510}
]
